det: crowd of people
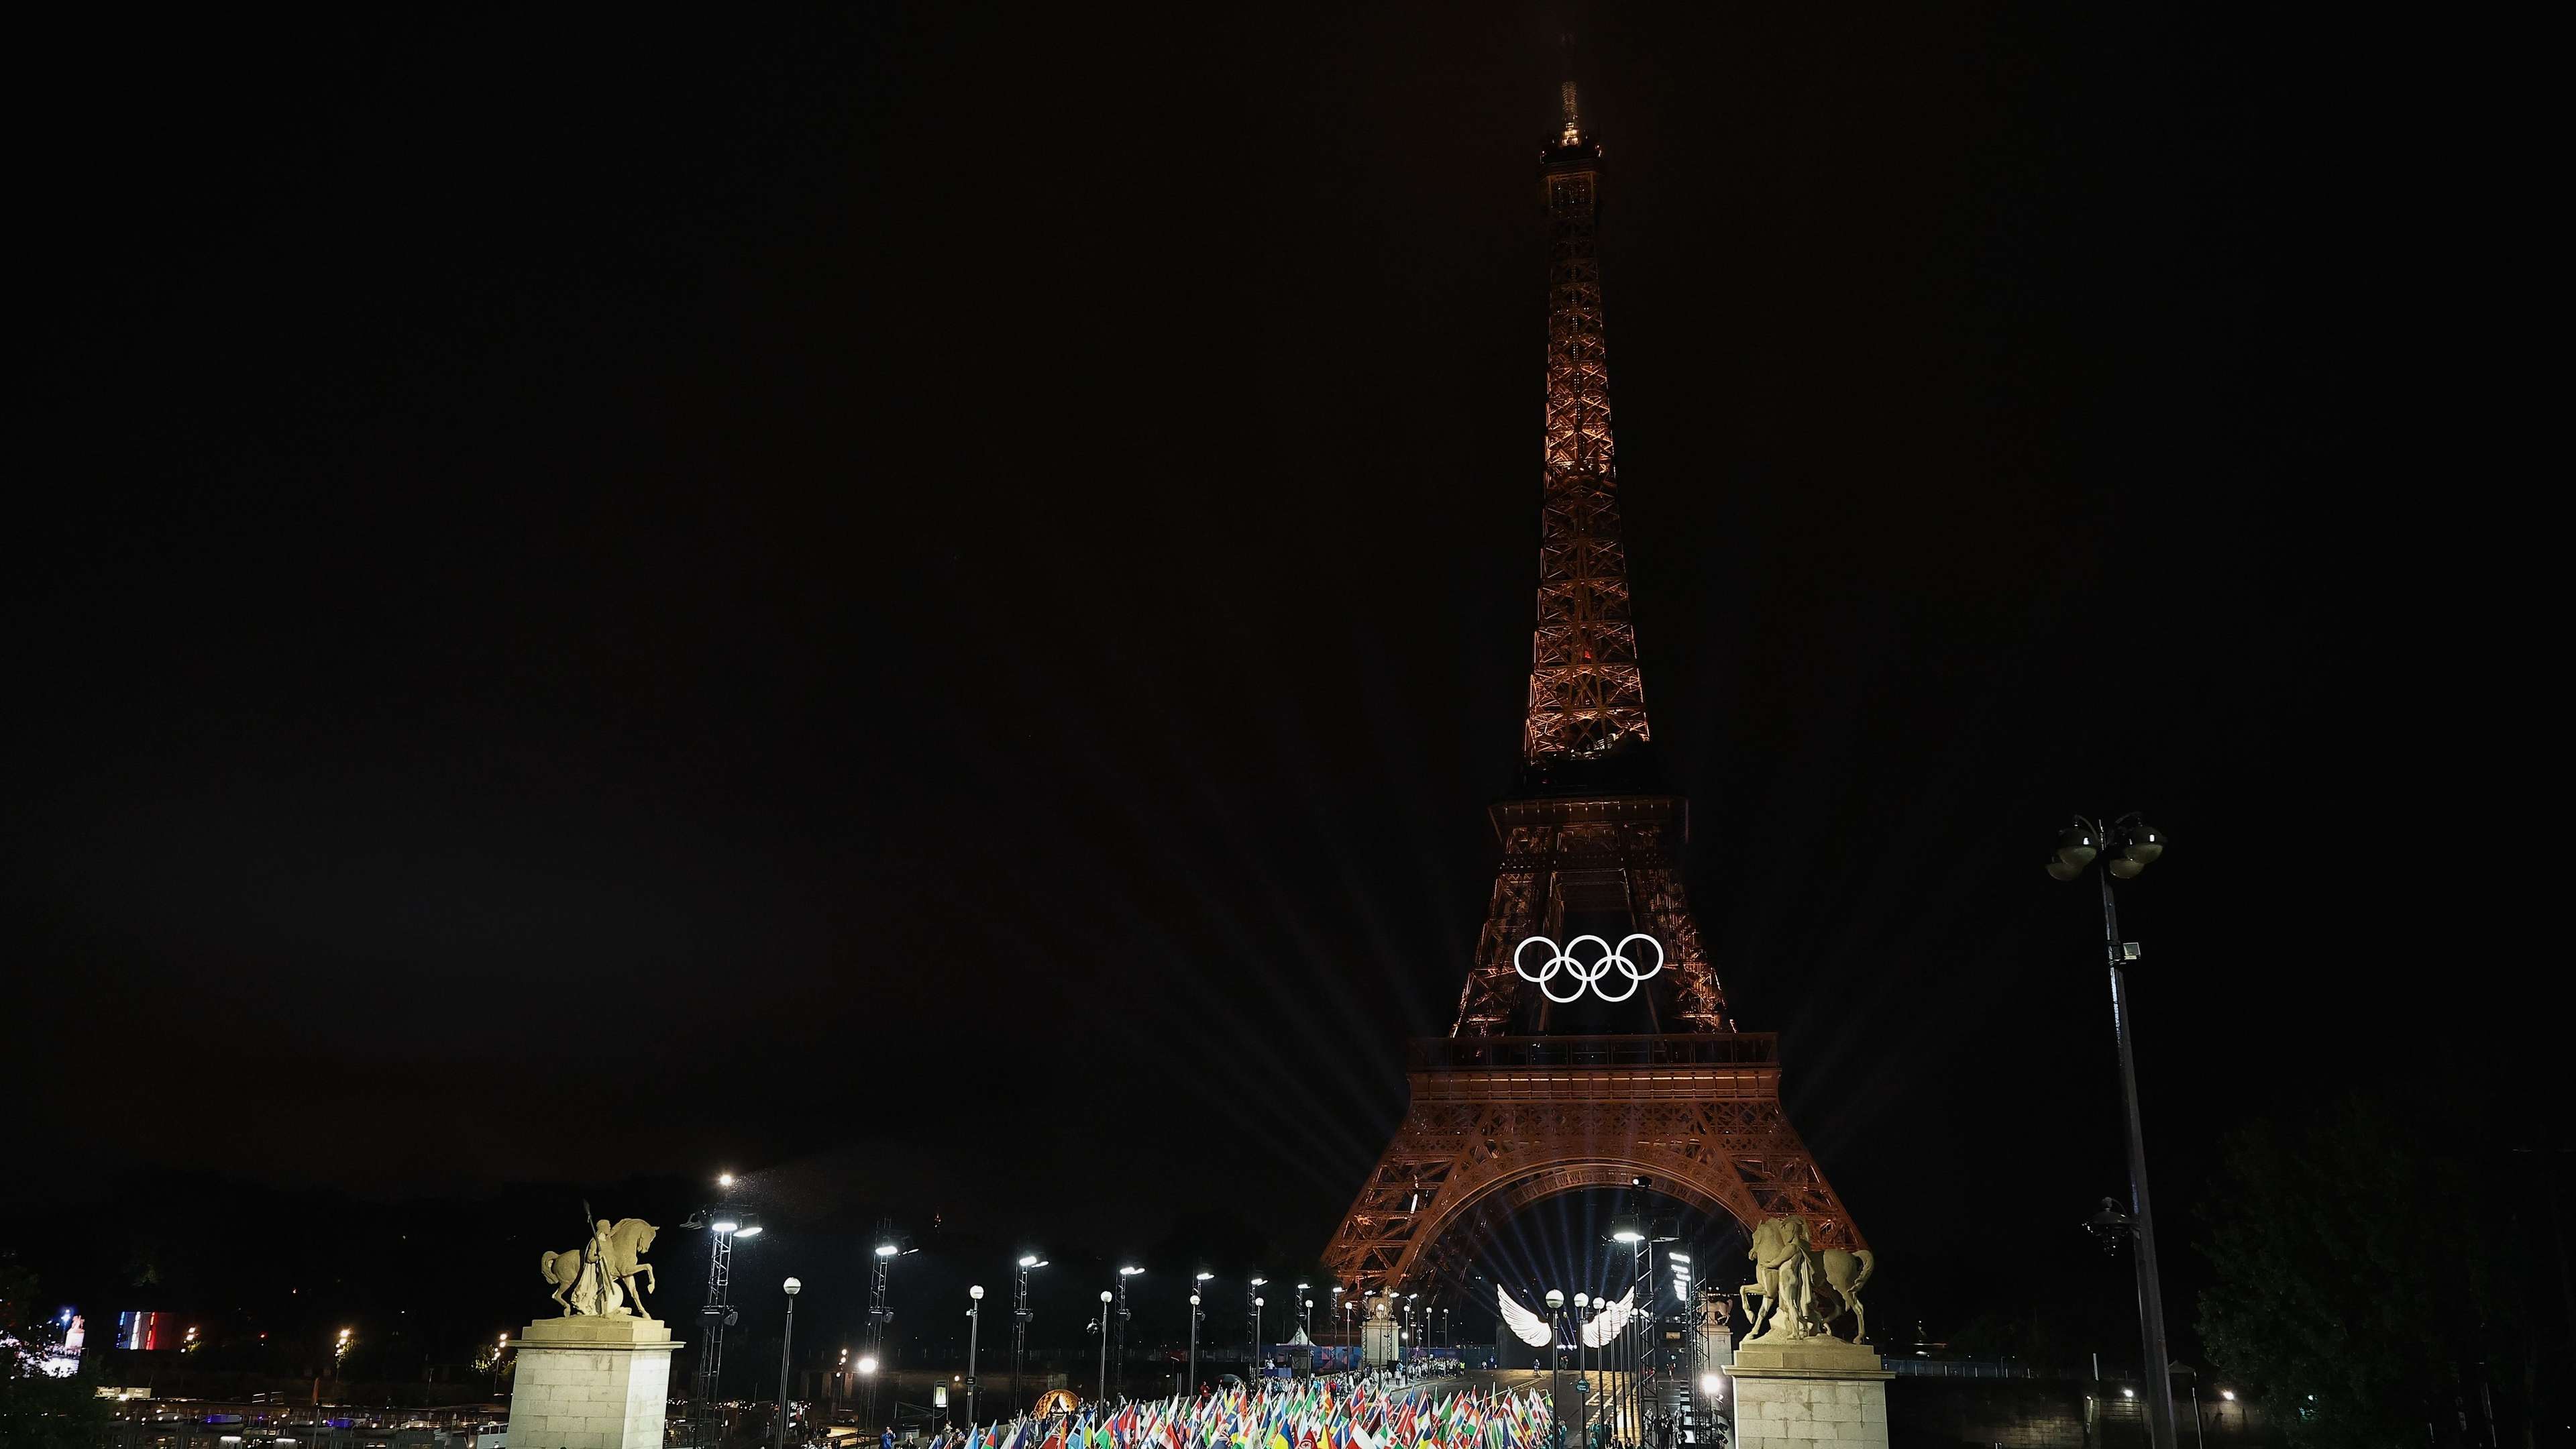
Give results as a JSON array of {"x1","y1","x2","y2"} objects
[{"x1": 898, "y1": 1368, "x2": 1549, "y2": 1449}]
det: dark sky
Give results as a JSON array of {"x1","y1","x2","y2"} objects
[{"x1": 7, "y1": 1, "x2": 2530, "y2": 1364}]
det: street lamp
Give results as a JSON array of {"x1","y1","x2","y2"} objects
[
  {"x1": 965, "y1": 1286, "x2": 985, "y2": 1426},
  {"x1": 1014, "y1": 1255, "x2": 1048, "y2": 1412},
  {"x1": 1544, "y1": 1291, "x2": 1566, "y2": 1449},
  {"x1": 2049, "y1": 810, "x2": 2176, "y2": 1449},
  {"x1": 335, "y1": 1327, "x2": 352, "y2": 1379},
  {"x1": 777, "y1": 1279, "x2": 802, "y2": 1449},
  {"x1": 1096, "y1": 1291, "x2": 1114, "y2": 1403},
  {"x1": 1116, "y1": 1267, "x2": 1144, "y2": 1399}
]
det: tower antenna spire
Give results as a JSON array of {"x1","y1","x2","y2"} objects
[{"x1": 1556, "y1": 30, "x2": 1582, "y2": 144}]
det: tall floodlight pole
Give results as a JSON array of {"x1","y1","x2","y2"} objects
[
  {"x1": 1096, "y1": 1291, "x2": 1114, "y2": 1403},
  {"x1": 2051, "y1": 814, "x2": 2176, "y2": 1449},
  {"x1": 865, "y1": 1226, "x2": 910, "y2": 1434},
  {"x1": 1247, "y1": 1279, "x2": 1266, "y2": 1381},
  {"x1": 965, "y1": 1286, "x2": 985, "y2": 1426},
  {"x1": 688, "y1": 1175, "x2": 757, "y2": 1446},
  {"x1": 1116, "y1": 1266, "x2": 1143, "y2": 1399},
  {"x1": 1191, "y1": 1273, "x2": 1212, "y2": 1392},
  {"x1": 776, "y1": 1279, "x2": 801, "y2": 1449},
  {"x1": 1612, "y1": 1214, "x2": 1648, "y2": 1445},
  {"x1": 1014, "y1": 1255, "x2": 1047, "y2": 1413}
]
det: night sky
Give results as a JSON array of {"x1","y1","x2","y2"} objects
[{"x1": 7, "y1": 3, "x2": 2530, "y2": 1373}]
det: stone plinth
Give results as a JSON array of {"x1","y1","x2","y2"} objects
[
  {"x1": 506, "y1": 1317, "x2": 678, "y2": 1449},
  {"x1": 1727, "y1": 1338, "x2": 1890, "y2": 1449}
]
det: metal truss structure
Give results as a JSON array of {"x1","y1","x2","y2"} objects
[
  {"x1": 1450, "y1": 795, "x2": 1729, "y2": 1035},
  {"x1": 1320, "y1": 84, "x2": 1860, "y2": 1301},
  {"x1": 1527, "y1": 82, "x2": 1644, "y2": 766}
]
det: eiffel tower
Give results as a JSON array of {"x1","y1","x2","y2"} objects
[{"x1": 1319, "y1": 83, "x2": 1866, "y2": 1301}]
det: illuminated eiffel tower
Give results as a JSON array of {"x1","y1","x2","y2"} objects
[{"x1": 1320, "y1": 83, "x2": 1865, "y2": 1302}]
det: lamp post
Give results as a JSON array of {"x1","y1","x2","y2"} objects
[
  {"x1": 1191, "y1": 1273, "x2": 1212, "y2": 1393},
  {"x1": 1573, "y1": 1293, "x2": 1590, "y2": 1398},
  {"x1": 965, "y1": 1285, "x2": 985, "y2": 1426},
  {"x1": 777, "y1": 1278, "x2": 801, "y2": 1449},
  {"x1": 2051, "y1": 812, "x2": 2176, "y2": 1449},
  {"x1": 1116, "y1": 1266, "x2": 1143, "y2": 1399},
  {"x1": 1545, "y1": 1291, "x2": 1566, "y2": 1449},
  {"x1": 1014, "y1": 1255, "x2": 1047, "y2": 1413},
  {"x1": 1297, "y1": 1284, "x2": 1311, "y2": 1342},
  {"x1": 1097, "y1": 1291, "x2": 1114, "y2": 1403}
]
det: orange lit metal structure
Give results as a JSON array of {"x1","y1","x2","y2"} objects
[{"x1": 1320, "y1": 86, "x2": 1862, "y2": 1300}]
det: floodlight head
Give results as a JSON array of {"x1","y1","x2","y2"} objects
[
  {"x1": 1019, "y1": 1255, "x2": 1042, "y2": 1268},
  {"x1": 783, "y1": 1278, "x2": 802, "y2": 1296},
  {"x1": 734, "y1": 1214, "x2": 762, "y2": 1238},
  {"x1": 712, "y1": 1217, "x2": 741, "y2": 1235},
  {"x1": 717, "y1": 1173, "x2": 735, "y2": 1189},
  {"x1": 875, "y1": 1242, "x2": 900, "y2": 1258},
  {"x1": 1195, "y1": 1271, "x2": 1214, "y2": 1281},
  {"x1": 1699, "y1": 1374, "x2": 1722, "y2": 1395},
  {"x1": 1609, "y1": 1214, "x2": 1646, "y2": 1243},
  {"x1": 859, "y1": 1356, "x2": 878, "y2": 1375},
  {"x1": 1120, "y1": 1265, "x2": 1145, "y2": 1276}
]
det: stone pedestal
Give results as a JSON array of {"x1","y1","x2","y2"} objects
[
  {"x1": 505, "y1": 1316, "x2": 679, "y2": 1449},
  {"x1": 1360, "y1": 1319, "x2": 1397, "y2": 1368},
  {"x1": 1725, "y1": 1338, "x2": 1889, "y2": 1449}
]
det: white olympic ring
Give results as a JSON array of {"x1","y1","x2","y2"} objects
[{"x1": 1512, "y1": 932, "x2": 1665, "y2": 1004}]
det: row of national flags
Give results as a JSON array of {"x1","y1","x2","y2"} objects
[{"x1": 934, "y1": 1375, "x2": 1555, "y2": 1449}]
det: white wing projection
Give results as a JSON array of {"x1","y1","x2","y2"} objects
[
  {"x1": 1496, "y1": 1286, "x2": 1554, "y2": 1348},
  {"x1": 1580, "y1": 1286, "x2": 1636, "y2": 1348}
]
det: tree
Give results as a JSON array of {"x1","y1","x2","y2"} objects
[
  {"x1": 0, "y1": 1258, "x2": 112, "y2": 1449},
  {"x1": 2196, "y1": 1091, "x2": 2529, "y2": 1449}
]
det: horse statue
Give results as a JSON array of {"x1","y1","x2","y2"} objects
[
  {"x1": 1742, "y1": 1214, "x2": 1876, "y2": 1342},
  {"x1": 540, "y1": 1218, "x2": 659, "y2": 1318}
]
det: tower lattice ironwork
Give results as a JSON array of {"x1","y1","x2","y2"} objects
[{"x1": 1320, "y1": 84, "x2": 1864, "y2": 1305}]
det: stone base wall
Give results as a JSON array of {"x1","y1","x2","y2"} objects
[
  {"x1": 505, "y1": 1320, "x2": 675, "y2": 1449},
  {"x1": 1733, "y1": 1375, "x2": 1889, "y2": 1449}
]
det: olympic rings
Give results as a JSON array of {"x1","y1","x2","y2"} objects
[{"x1": 1511, "y1": 932, "x2": 1665, "y2": 1004}]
